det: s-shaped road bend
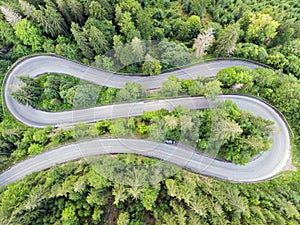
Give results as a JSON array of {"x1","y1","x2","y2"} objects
[{"x1": 0, "y1": 55, "x2": 292, "y2": 187}]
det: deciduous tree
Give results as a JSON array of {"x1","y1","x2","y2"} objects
[
  {"x1": 193, "y1": 27, "x2": 214, "y2": 58},
  {"x1": 246, "y1": 13, "x2": 279, "y2": 45}
]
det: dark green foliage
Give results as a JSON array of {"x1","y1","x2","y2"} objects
[
  {"x1": 11, "y1": 73, "x2": 120, "y2": 112},
  {"x1": 10, "y1": 75, "x2": 43, "y2": 106},
  {"x1": 214, "y1": 23, "x2": 241, "y2": 56},
  {"x1": 217, "y1": 66, "x2": 300, "y2": 134},
  {"x1": 1, "y1": 0, "x2": 298, "y2": 78},
  {"x1": 0, "y1": 0, "x2": 300, "y2": 224},
  {"x1": 0, "y1": 158, "x2": 299, "y2": 224},
  {"x1": 158, "y1": 41, "x2": 192, "y2": 69}
]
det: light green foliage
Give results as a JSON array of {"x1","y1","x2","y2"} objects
[
  {"x1": 217, "y1": 66, "x2": 254, "y2": 89},
  {"x1": 28, "y1": 143, "x2": 42, "y2": 156},
  {"x1": 74, "y1": 122, "x2": 95, "y2": 139},
  {"x1": 61, "y1": 203, "x2": 79, "y2": 225},
  {"x1": 160, "y1": 75, "x2": 183, "y2": 97},
  {"x1": 33, "y1": 128, "x2": 50, "y2": 145},
  {"x1": 92, "y1": 208, "x2": 104, "y2": 224},
  {"x1": 13, "y1": 19, "x2": 44, "y2": 52},
  {"x1": 234, "y1": 43, "x2": 269, "y2": 63},
  {"x1": 117, "y1": 212, "x2": 130, "y2": 225},
  {"x1": 116, "y1": 82, "x2": 146, "y2": 102},
  {"x1": 109, "y1": 118, "x2": 133, "y2": 138},
  {"x1": 71, "y1": 23, "x2": 93, "y2": 59},
  {"x1": 212, "y1": 118, "x2": 242, "y2": 140},
  {"x1": 136, "y1": 10, "x2": 153, "y2": 40},
  {"x1": 10, "y1": 75, "x2": 43, "y2": 106},
  {"x1": 88, "y1": 1, "x2": 107, "y2": 20},
  {"x1": 130, "y1": 37, "x2": 145, "y2": 63},
  {"x1": 55, "y1": 36, "x2": 81, "y2": 61},
  {"x1": 0, "y1": 0, "x2": 300, "y2": 224},
  {"x1": 267, "y1": 51, "x2": 288, "y2": 70},
  {"x1": 94, "y1": 120, "x2": 111, "y2": 135},
  {"x1": 246, "y1": 13, "x2": 279, "y2": 45},
  {"x1": 164, "y1": 115, "x2": 179, "y2": 130},
  {"x1": 142, "y1": 54, "x2": 162, "y2": 76},
  {"x1": 187, "y1": 15, "x2": 201, "y2": 38},
  {"x1": 118, "y1": 11, "x2": 140, "y2": 42},
  {"x1": 203, "y1": 79, "x2": 222, "y2": 100},
  {"x1": 140, "y1": 185, "x2": 160, "y2": 210},
  {"x1": 149, "y1": 116, "x2": 167, "y2": 142},
  {"x1": 113, "y1": 183, "x2": 128, "y2": 205},
  {"x1": 118, "y1": 0, "x2": 141, "y2": 16}
]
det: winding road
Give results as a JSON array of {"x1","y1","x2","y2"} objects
[{"x1": 0, "y1": 55, "x2": 292, "y2": 187}]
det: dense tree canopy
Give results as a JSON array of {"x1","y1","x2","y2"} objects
[{"x1": 0, "y1": 0, "x2": 300, "y2": 224}]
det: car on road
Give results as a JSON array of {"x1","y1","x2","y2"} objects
[{"x1": 164, "y1": 139, "x2": 176, "y2": 144}]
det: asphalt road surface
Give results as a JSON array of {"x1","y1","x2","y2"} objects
[{"x1": 0, "y1": 55, "x2": 292, "y2": 187}]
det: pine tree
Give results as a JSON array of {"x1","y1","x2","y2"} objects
[
  {"x1": 56, "y1": 0, "x2": 73, "y2": 24},
  {"x1": 66, "y1": 0, "x2": 85, "y2": 25},
  {"x1": 71, "y1": 23, "x2": 93, "y2": 59},
  {"x1": 112, "y1": 184, "x2": 128, "y2": 205},
  {"x1": 18, "y1": 0, "x2": 38, "y2": 21},
  {"x1": 215, "y1": 23, "x2": 241, "y2": 56},
  {"x1": 0, "y1": 6, "x2": 22, "y2": 26},
  {"x1": 89, "y1": 26, "x2": 109, "y2": 55},
  {"x1": 36, "y1": 1, "x2": 68, "y2": 37}
]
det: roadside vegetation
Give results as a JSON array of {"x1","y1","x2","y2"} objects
[
  {"x1": 1, "y1": 155, "x2": 299, "y2": 224},
  {"x1": 0, "y1": 0, "x2": 299, "y2": 224}
]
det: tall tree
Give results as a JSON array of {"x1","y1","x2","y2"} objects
[
  {"x1": 136, "y1": 10, "x2": 153, "y2": 40},
  {"x1": 112, "y1": 184, "x2": 128, "y2": 205},
  {"x1": 0, "y1": 6, "x2": 22, "y2": 26},
  {"x1": 203, "y1": 80, "x2": 222, "y2": 100},
  {"x1": 116, "y1": 82, "x2": 146, "y2": 102},
  {"x1": 142, "y1": 54, "x2": 162, "y2": 76},
  {"x1": 118, "y1": 12, "x2": 140, "y2": 42},
  {"x1": 89, "y1": 26, "x2": 109, "y2": 55},
  {"x1": 56, "y1": 0, "x2": 72, "y2": 24},
  {"x1": 34, "y1": 1, "x2": 68, "y2": 37},
  {"x1": 160, "y1": 75, "x2": 182, "y2": 97},
  {"x1": 65, "y1": 0, "x2": 85, "y2": 25},
  {"x1": 18, "y1": 0, "x2": 38, "y2": 21},
  {"x1": 212, "y1": 118, "x2": 242, "y2": 141},
  {"x1": 193, "y1": 27, "x2": 214, "y2": 58},
  {"x1": 71, "y1": 23, "x2": 93, "y2": 59},
  {"x1": 188, "y1": 15, "x2": 201, "y2": 38},
  {"x1": 164, "y1": 115, "x2": 179, "y2": 130},
  {"x1": 131, "y1": 37, "x2": 145, "y2": 63},
  {"x1": 246, "y1": 13, "x2": 279, "y2": 45},
  {"x1": 215, "y1": 23, "x2": 241, "y2": 56},
  {"x1": 13, "y1": 19, "x2": 44, "y2": 52}
]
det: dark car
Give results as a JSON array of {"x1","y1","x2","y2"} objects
[{"x1": 164, "y1": 139, "x2": 176, "y2": 144}]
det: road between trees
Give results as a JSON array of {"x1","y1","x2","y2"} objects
[{"x1": 0, "y1": 55, "x2": 292, "y2": 187}]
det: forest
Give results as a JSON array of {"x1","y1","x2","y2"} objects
[{"x1": 0, "y1": 0, "x2": 299, "y2": 224}]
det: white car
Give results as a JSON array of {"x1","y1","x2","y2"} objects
[{"x1": 164, "y1": 139, "x2": 176, "y2": 144}]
